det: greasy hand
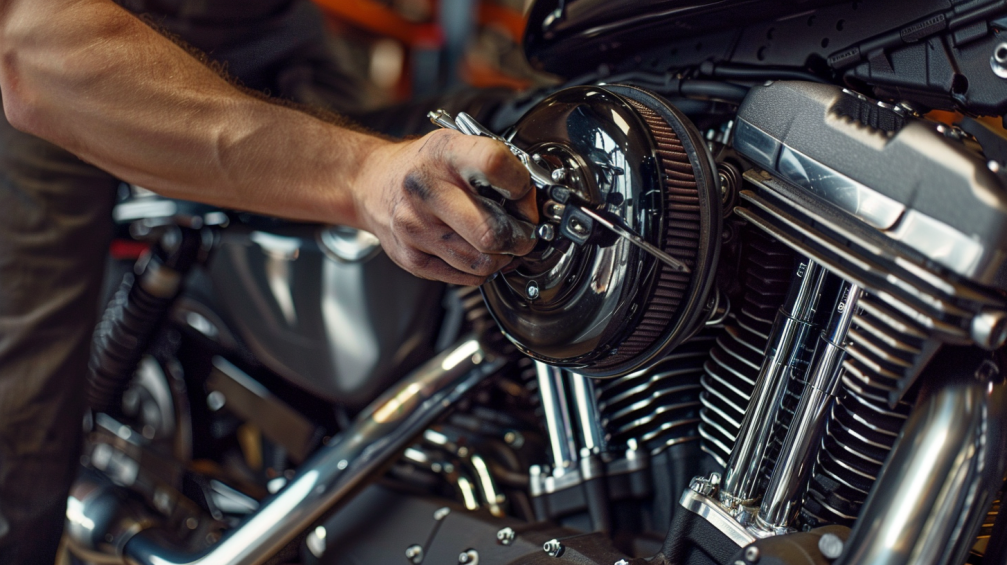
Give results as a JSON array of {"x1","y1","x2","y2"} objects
[{"x1": 356, "y1": 129, "x2": 540, "y2": 286}]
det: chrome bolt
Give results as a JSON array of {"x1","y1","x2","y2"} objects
[
  {"x1": 206, "y1": 391, "x2": 225, "y2": 412},
  {"x1": 458, "y1": 549, "x2": 479, "y2": 564},
  {"x1": 992, "y1": 42, "x2": 1007, "y2": 78},
  {"x1": 536, "y1": 224, "x2": 555, "y2": 242},
  {"x1": 496, "y1": 527, "x2": 516, "y2": 546},
  {"x1": 526, "y1": 281, "x2": 540, "y2": 301},
  {"x1": 543, "y1": 201, "x2": 566, "y2": 222},
  {"x1": 551, "y1": 168, "x2": 567, "y2": 182},
  {"x1": 818, "y1": 533, "x2": 844, "y2": 560},
  {"x1": 405, "y1": 544, "x2": 424, "y2": 564},
  {"x1": 744, "y1": 545, "x2": 760, "y2": 562},
  {"x1": 615, "y1": 561, "x2": 630, "y2": 565},
  {"x1": 543, "y1": 539, "x2": 564, "y2": 558}
]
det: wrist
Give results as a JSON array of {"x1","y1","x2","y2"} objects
[{"x1": 347, "y1": 135, "x2": 405, "y2": 233}]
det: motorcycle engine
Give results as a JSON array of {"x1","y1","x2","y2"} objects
[{"x1": 482, "y1": 85, "x2": 722, "y2": 377}]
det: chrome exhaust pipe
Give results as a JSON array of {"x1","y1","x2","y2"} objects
[
  {"x1": 68, "y1": 336, "x2": 502, "y2": 565},
  {"x1": 837, "y1": 359, "x2": 1007, "y2": 565}
]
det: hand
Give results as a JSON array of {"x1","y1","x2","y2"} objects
[{"x1": 355, "y1": 129, "x2": 539, "y2": 285}]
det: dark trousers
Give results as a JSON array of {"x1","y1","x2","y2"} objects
[{"x1": 0, "y1": 118, "x2": 117, "y2": 564}]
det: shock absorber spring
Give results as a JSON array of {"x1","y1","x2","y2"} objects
[{"x1": 87, "y1": 225, "x2": 208, "y2": 413}]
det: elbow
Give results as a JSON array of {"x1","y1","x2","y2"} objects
[
  {"x1": 2, "y1": 90, "x2": 39, "y2": 135},
  {"x1": 0, "y1": 52, "x2": 41, "y2": 136}
]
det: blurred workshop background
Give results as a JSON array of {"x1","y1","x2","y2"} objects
[{"x1": 311, "y1": 0, "x2": 552, "y2": 109}]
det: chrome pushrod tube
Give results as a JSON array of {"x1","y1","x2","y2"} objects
[
  {"x1": 570, "y1": 373, "x2": 606, "y2": 454},
  {"x1": 757, "y1": 282, "x2": 862, "y2": 530},
  {"x1": 535, "y1": 362, "x2": 579, "y2": 474},
  {"x1": 720, "y1": 259, "x2": 828, "y2": 508},
  {"x1": 836, "y1": 361, "x2": 1007, "y2": 565},
  {"x1": 122, "y1": 337, "x2": 503, "y2": 565}
]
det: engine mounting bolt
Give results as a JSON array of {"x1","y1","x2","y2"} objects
[
  {"x1": 744, "y1": 545, "x2": 760, "y2": 562},
  {"x1": 405, "y1": 544, "x2": 424, "y2": 564},
  {"x1": 526, "y1": 281, "x2": 540, "y2": 300},
  {"x1": 537, "y1": 224, "x2": 556, "y2": 242},
  {"x1": 496, "y1": 527, "x2": 516, "y2": 545},
  {"x1": 818, "y1": 533, "x2": 844, "y2": 560},
  {"x1": 551, "y1": 168, "x2": 567, "y2": 182},
  {"x1": 543, "y1": 539, "x2": 564, "y2": 558}
]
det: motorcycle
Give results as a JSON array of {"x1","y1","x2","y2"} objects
[{"x1": 64, "y1": 1, "x2": 1007, "y2": 564}]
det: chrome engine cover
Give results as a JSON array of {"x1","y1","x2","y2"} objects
[{"x1": 482, "y1": 86, "x2": 722, "y2": 377}]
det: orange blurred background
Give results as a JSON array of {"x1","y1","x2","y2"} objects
[{"x1": 311, "y1": 0, "x2": 548, "y2": 105}]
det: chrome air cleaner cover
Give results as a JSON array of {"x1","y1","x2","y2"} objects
[{"x1": 482, "y1": 85, "x2": 721, "y2": 377}]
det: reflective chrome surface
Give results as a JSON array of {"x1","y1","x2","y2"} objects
[
  {"x1": 720, "y1": 259, "x2": 828, "y2": 507},
  {"x1": 536, "y1": 362, "x2": 578, "y2": 474},
  {"x1": 680, "y1": 481, "x2": 756, "y2": 548},
  {"x1": 571, "y1": 373, "x2": 607, "y2": 454},
  {"x1": 734, "y1": 120, "x2": 906, "y2": 231},
  {"x1": 119, "y1": 337, "x2": 502, "y2": 565},
  {"x1": 757, "y1": 282, "x2": 863, "y2": 530},
  {"x1": 836, "y1": 362, "x2": 1007, "y2": 565},
  {"x1": 482, "y1": 87, "x2": 667, "y2": 368}
]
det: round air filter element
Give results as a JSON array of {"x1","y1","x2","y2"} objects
[{"x1": 482, "y1": 85, "x2": 722, "y2": 377}]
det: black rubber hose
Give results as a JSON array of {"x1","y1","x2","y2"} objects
[
  {"x1": 601, "y1": 72, "x2": 750, "y2": 102},
  {"x1": 698, "y1": 61, "x2": 828, "y2": 83}
]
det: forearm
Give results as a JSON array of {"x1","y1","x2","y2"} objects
[{"x1": 0, "y1": 0, "x2": 384, "y2": 224}]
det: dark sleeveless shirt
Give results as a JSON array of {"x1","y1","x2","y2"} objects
[{"x1": 112, "y1": 0, "x2": 363, "y2": 106}]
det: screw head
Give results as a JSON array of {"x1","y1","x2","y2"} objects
[
  {"x1": 458, "y1": 549, "x2": 478, "y2": 564},
  {"x1": 536, "y1": 223, "x2": 556, "y2": 242},
  {"x1": 615, "y1": 561, "x2": 630, "y2": 565},
  {"x1": 405, "y1": 544, "x2": 424, "y2": 564},
  {"x1": 744, "y1": 545, "x2": 760, "y2": 562},
  {"x1": 526, "y1": 281, "x2": 540, "y2": 300},
  {"x1": 543, "y1": 539, "x2": 564, "y2": 558},
  {"x1": 551, "y1": 168, "x2": 567, "y2": 182},
  {"x1": 496, "y1": 527, "x2": 516, "y2": 546},
  {"x1": 818, "y1": 533, "x2": 844, "y2": 560}
]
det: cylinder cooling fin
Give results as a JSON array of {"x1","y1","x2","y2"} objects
[{"x1": 482, "y1": 86, "x2": 722, "y2": 378}]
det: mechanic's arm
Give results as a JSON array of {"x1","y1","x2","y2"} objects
[{"x1": 0, "y1": 0, "x2": 536, "y2": 285}]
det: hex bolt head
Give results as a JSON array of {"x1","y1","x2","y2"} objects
[
  {"x1": 496, "y1": 527, "x2": 516, "y2": 546},
  {"x1": 818, "y1": 533, "x2": 844, "y2": 560},
  {"x1": 405, "y1": 544, "x2": 424, "y2": 564},
  {"x1": 744, "y1": 545, "x2": 760, "y2": 562},
  {"x1": 458, "y1": 549, "x2": 478, "y2": 564},
  {"x1": 543, "y1": 539, "x2": 564, "y2": 558},
  {"x1": 526, "y1": 281, "x2": 540, "y2": 300},
  {"x1": 536, "y1": 224, "x2": 556, "y2": 242}
]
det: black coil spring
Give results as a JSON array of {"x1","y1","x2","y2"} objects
[
  {"x1": 698, "y1": 229, "x2": 795, "y2": 466},
  {"x1": 87, "y1": 227, "x2": 204, "y2": 413},
  {"x1": 799, "y1": 293, "x2": 930, "y2": 528},
  {"x1": 87, "y1": 270, "x2": 175, "y2": 413}
]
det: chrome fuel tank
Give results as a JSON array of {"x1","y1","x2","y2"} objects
[{"x1": 207, "y1": 225, "x2": 444, "y2": 409}]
